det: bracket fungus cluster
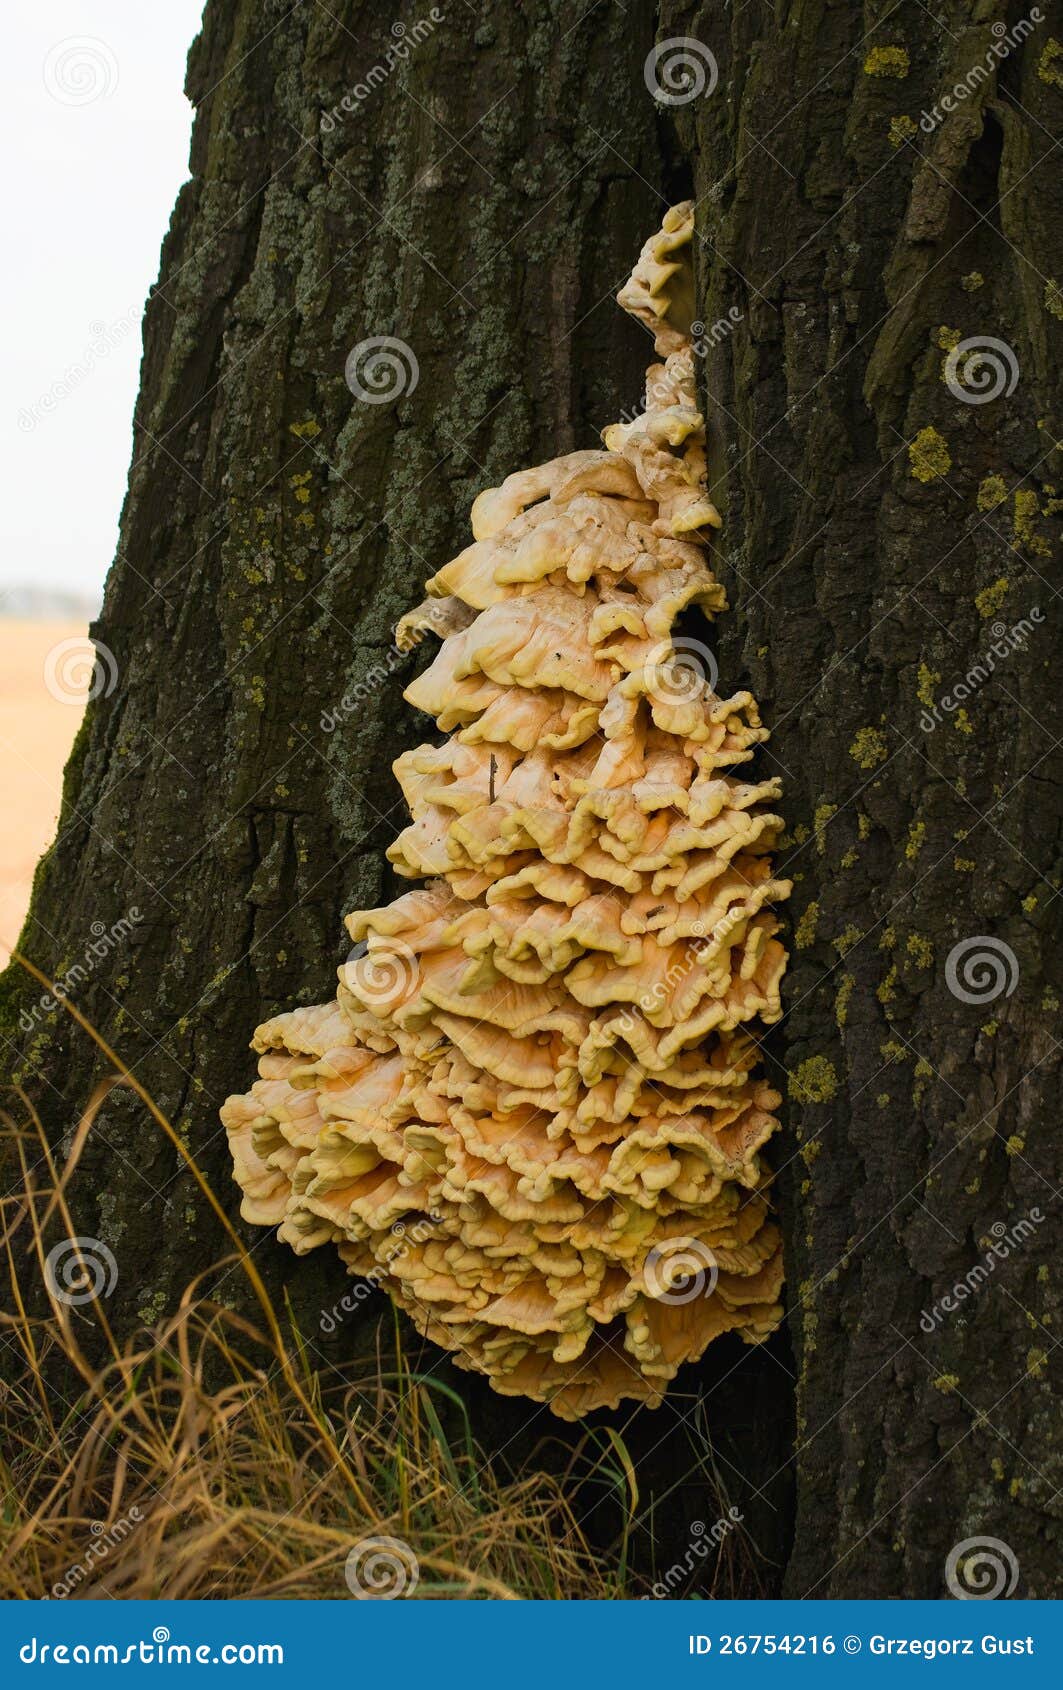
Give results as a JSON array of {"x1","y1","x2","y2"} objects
[{"x1": 222, "y1": 205, "x2": 791, "y2": 1418}]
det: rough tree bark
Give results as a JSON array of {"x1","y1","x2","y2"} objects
[{"x1": 3, "y1": 0, "x2": 1060, "y2": 1598}]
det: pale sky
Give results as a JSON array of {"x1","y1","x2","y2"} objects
[{"x1": 2, "y1": 2, "x2": 205, "y2": 611}]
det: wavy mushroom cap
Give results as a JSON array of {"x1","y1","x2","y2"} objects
[{"x1": 222, "y1": 204, "x2": 789, "y2": 1417}]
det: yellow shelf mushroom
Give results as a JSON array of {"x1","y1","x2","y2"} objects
[{"x1": 222, "y1": 203, "x2": 791, "y2": 1419}]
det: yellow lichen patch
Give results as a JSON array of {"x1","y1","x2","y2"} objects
[
  {"x1": 1038, "y1": 39, "x2": 1063, "y2": 87},
  {"x1": 220, "y1": 206, "x2": 790, "y2": 1421},
  {"x1": 1013, "y1": 490, "x2": 1051, "y2": 556},
  {"x1": 1045, "y1": 279, "x2": 1063, "y2": 321},
  {"x1": 835, "y1": 974, "x2": 855, "y2": 1029},
  {"x1": 849, "y1": 727, "x2": 888, "y2": 769},
  {"x1": 906, "y1": 933, "x2": 933, "y2": 968},
  {"x1": 977, "y1": 474, "x2": 1008, "y2": 511},
  {"x1": 289, "y1": 417, "x2": 321, "y2": 439},
  {"x1": 960, "y1": 271, "x2": 984, "y2": 293},
  {"x1": 795, "y1": 900, "x2": 820, "y2": 949},
  {"x1": 864, "y1": 46, "x2": 910, "y2": 76},
  {"x1": 975, "y1": 577, "x2": 1010, "y2": 619},
  {"x1": 953, "y1": 708, "x2": 973, "y2": 735},
  {"x1": 908, "y1": 427, "x2": 951, "y2": 482},
  {"x1": 813, "y1": 802, "x2": 836, "y2": 854},
  {"x1": 932, "y1": 1374, "x2": 960, "y2": 1394},
  {"x1": 834, "y1": 924, "x2": 863, "y2": 956},
  {"x1": 905, "y1": 821, "x2": 926, "y2": 861},
  {"x1": 1005, "y1": 1135, "x2": 1025, "y2": 1157},
  {"x1": 789, "y1": 1057, "x2": 838, "y2": 1105},
  {"x1": 917, "y1": 663, "x2": 940, "y2": 708},
  {"x1": 888, "y1": 114, "x2": 918, "y2": 145},
  {"x1": 1022, "y1": 893, "x2": 1038, "y2": 913}
]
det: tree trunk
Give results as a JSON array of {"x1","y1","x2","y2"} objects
[
  {"x1": 662, "y1": 0, "x2": 1062, "y2": 1598},
  {"x1": 4, "y1": 0, "x2": 1060, "y2": 1599}
]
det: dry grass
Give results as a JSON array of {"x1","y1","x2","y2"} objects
[{"x1": 0, "y1": 966, "x2": 631, "y2": 1599}]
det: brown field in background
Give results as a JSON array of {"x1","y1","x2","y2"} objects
[{"x1": 0, "y1": 619, "x2": 88, "y2": 964}]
